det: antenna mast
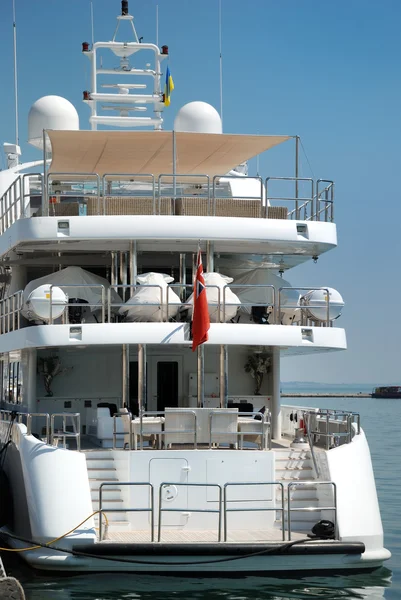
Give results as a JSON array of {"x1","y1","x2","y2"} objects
[
  {"x1": 90, "y1": 0, "x2": 95, "y2": 47},
  {"x1": 219, "y1": 0, "x2": 223, "y2": 129},
  {"x1": 12, "y1": 0, "x2": 19, "y2": 146},
  {"x1": 156, "y1": 4, "x2": 159, "y2": 48}
]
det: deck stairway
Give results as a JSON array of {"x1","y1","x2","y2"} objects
[
  {"x1": 274, "y1": 444, "x2": 321, "y2": 537},
  {"x1": 84, "y1": 450, "x2": 130, "y2": 536}
]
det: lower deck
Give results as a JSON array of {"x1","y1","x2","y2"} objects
[{"x1": 102, "y1": 528, "x2": 306, "y2": 543}]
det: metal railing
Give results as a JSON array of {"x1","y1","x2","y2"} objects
[
  {"x1": 0, "y1": 173, "x2": 42, "y2": 233},
  {"x1": 26, "y1": 413, "x2": 51, "y2": 444},
  {"x1": 98, "y1": 481, "x2": 154, "y2": 542},
  {"x1": 304, "y1": 409, "x2": 360, "y2": 450},
  {"x1": 50, "y1": 412, "x2": 81, "y2": 450},
  {"x1": 287, "y1": 481, "x2": 337, "y2": 541},
  {"x1": 7, "y1": 281, "x2": 341, "y2": 332},
  {"x1": 0, "y1": 410, "x2": 83, "y2": 450},
  {"x1": 158, "y1": 482, "x2": 223, "y2": 542},
  {"x1": 316, "y1": 180, "x2": 334, "y2": 222},
  {"x1": 46, "y1": 172, "x2": 101, "y2": 216},
  {"x1": 278, "y1": 287, "x2": 332, "y2": 327},
  {"x1": 265, "y1": 176, "x2": 315, "y2": 220},
  {"x1": 111, "y1": 408, "x2": 271, "y2": 451},
  {"x1": 223, "y1": 482, "x2": 285, "y2": 541},
  {"x1": 0, "y1": 171, "x2": 335, "y2": 232},
  {"x1": 47, "y1": 284, "x2": 106, "y2": 324},
  {"x1": 0, "y1": 291, "x2": 22, "y2": 334}
]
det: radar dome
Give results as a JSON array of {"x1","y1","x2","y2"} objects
[
  {"x1": 174, "y1": 102, "x2": 222, "y2": 134},
  {"x1": 28, "y1": 95, "x2": 79, "y2": 149}
]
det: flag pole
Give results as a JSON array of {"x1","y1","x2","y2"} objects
[
  {"x1": 197, "y1": 345, "x2": 204, "y2": 408},
  {"x1": 172, "y1": 129, "x2": 177, "y2": 202}
]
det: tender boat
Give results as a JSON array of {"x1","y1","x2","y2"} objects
[{"x1": 0, "y1": 1, "x2": 390, "y2": 574}]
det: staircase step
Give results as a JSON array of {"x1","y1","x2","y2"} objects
[
  {"x1": 93, "y1": 498, "x2": 123, "y2": 505},
  {"x1": 276, "y1": 466, "x2": 313, "y2": 471},
  {"x1": 83, "y1": 451, "x2": 116, "y2": 459},
  {"x1": 87, "y1": 467, "x2": 117, "y2": 471},
  {"x1": 275, "y1": 497, "x2": 319, "y2": 507}
]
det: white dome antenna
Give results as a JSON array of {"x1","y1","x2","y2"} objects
[
  {"x1": 28, "y1": 96, "x2": 79, "y2": 150},
  {"x1": 174, "y1": 102, "x2": 222, "y2": 134}
]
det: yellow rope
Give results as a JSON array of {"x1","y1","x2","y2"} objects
[{"x1": 0, "y1": 510, "x2": 109, "y2": 553}]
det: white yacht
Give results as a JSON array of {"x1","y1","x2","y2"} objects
[{"x1": 0, "y1": 1, "x2": 390, "y2": 574}]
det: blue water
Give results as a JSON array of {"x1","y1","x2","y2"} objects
[{"x1": 3, "y1": 386, "x2": 400, "y2": 599}]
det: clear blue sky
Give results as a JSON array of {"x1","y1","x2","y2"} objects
[{"x1": 0, "y1": 0, "x2": 400, "y2": 384}]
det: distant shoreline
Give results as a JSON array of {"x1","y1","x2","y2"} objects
[{"x1": 281, "y1": 393, "x2": 371, "y2": 398}]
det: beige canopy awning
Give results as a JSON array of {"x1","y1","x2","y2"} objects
[{"x1": 47, "y1": 130, "x2": 291, "y2": 178}]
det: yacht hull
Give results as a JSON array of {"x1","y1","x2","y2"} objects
[{"x1": 8, "y1": 541, "x2": 390, "y2": 574}]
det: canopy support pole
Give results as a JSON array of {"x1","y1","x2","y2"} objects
[
  {"x1": 138, "y1": 344, "x2": 147, "y2": 414},
  {"x1": 206, "y1": 241, "x2": 214, "y2": 273},
  {"x1": 179, "y1": 253, "x2": 186, "y2": 301},
  {"x1": 219, "y1": 345, "x2": 228, "y2": 408},
  {"x1": 197, "y1": 345, "x2": 204, "y2": 408},
  {"x1": 122, "y1": 344, "x2": 130, "y2": 410},
  {"x1": 111, "y1": 252, "x2": 117, "y2": 287},
  {"x1": 129, "y1": 240, "x2": 137, "y2": 295},
  {"x1": 172, "y1": 129, "x2": 177, "y2": 203},
  {"x1": 120, "y1": 252, "x2": 128, "y2": 301},
  {"x1": 295, "y1": 135, "x2": 299, "y2": 217},
  {"x1": 271, "y1": 347, "x2": 281, "y2": 440}
]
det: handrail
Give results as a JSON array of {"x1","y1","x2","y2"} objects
[
  {"x1": 223, "y1": 284, "x2": 275, "y2": 323},
  {"x1": 158, "y1": 482, "x2": 222, "y2": 542},
  {"x1": 4, "y1": 282, "x2": 343, "y2": 331},
  {"x1": 46, "y1": 172, "x2": 101, "y2": 216},
  {"x1": 0, "y1": 291, "x2": 22, "y2": 334},
  {"x1": 265, "y1": 176, "x2": 314, "y2": 220},
  {"x1": 316, "y1": 179, "x2": 334, "y2": 222},
  {"x1": 237, "y1": 411, "x2": 271, "y2": 450},
  {"x1": 50, "y1": 412, "x2": 81, "y2": 450},
  {"x1": 49, "y1": 284, "x2": 106, "y2": 324},
  {"x1": 98, "y1": 481, "x2": 154, "y2": 542},
  {"x1": 0, "y1": 171, "x2": 336, "y2": 232},
  {"x1": 287, "y1": 481, "x2": 337, "y2": 541},
  {"x1": 158, "y1": 173, "x2": 210, "y2": 208},
  {"x1": 304, "y1": 412, "x2": 320, "y2": 478},
  {"x1": 213, "y1": 174, "x2": 264, "y2": 214},
  {"x1": 26, "y1": 413, "x2": 50, "y2": 445},
  {"x1": 102, "y1": 173, "x2": 156, "y2": 215},
  {"x1": 278, "y1": 286, "x2": 331, "y2": 326},
  {"x1": 223, "y1": 482, "x2": 285, "y2": 541}
]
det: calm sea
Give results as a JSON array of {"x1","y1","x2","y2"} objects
[{"x1": 3, "y1": 384, "x2": 400, "y2": 600}]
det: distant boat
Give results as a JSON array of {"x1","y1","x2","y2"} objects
[{"x1": 372, "y1": 386, "x2": 401, "y2": 399}]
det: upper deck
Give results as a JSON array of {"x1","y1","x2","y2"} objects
[{"x1": 0, "y1": 162, "x2": 335, "y2": 263}]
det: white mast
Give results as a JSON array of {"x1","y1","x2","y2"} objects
[
  {"x1": 82, "y1": 0, "x2": 167, "y2": 130},
  {"x1": 12, "y1": 0, "x2": 19, "y2": 146},
  {"x1": 219, "y1": 0, "x2": 223, "y2": 129}
]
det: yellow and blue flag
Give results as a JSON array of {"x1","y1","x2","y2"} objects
[{"x1": 164, "y1": 66, "x2": 174, "y2": 107}]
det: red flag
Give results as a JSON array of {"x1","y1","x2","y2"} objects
[{"x1": 191, "y1": 250, "x2": 210, "y2": 352}]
